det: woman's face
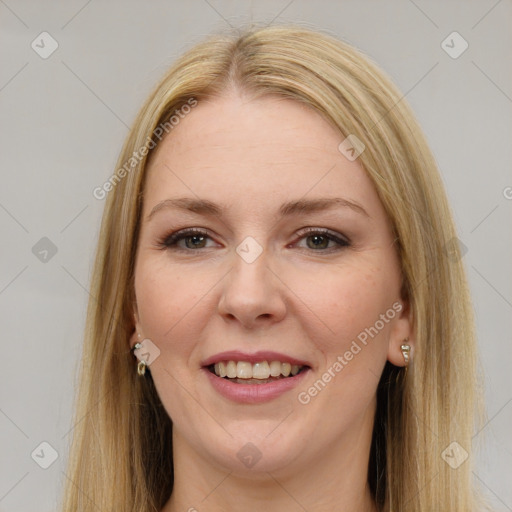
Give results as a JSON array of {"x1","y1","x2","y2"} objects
[{"x1": 133, "y1": 92, "x2": 411, "y2": 475}]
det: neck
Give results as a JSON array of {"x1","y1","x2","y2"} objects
[{"x1": 162, "y1": 403, "x2": 378, "y2": 512}]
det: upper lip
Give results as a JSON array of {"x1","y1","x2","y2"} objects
[{"x1": 201, "y1": 350, "x2": 311, "y2": 368}]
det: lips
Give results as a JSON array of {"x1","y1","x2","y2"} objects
[{"x1": 201, "y1": 350, "x2": 312, "y2": 403}]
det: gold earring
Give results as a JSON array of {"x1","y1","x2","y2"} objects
[
  {"x1": 132, "y1": 341, "x2": 147, "y2": 376},
  {"x1": 400, "y1": 338, "x2": 411, "y2": 366}
]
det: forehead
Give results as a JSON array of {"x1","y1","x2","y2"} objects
[
  {"x1": 143, "y1": 93, "x2": 383, "y2": 220},
  {"x1": 150, "y1": 93, "x2": 344, "y2": 168}
]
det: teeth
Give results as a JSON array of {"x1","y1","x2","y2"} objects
[
  {"x1": 269, "y1": 361, "x2": 281, "y2": 377},
  {"x1": 226, "y1": 360, "x2": 237, "y2": 378},
  {"x1": 212, "y1": 360, "x2": 305, "y2": 379},
  {"x1": 215, "y1": 362, "x2": 227, "y2": 378},
  {"x1": 236, "y1": 361, "x2": 253, "y2": 379},
  {"x1": 252, "y1": 362, "x2": 270, "y2": 379}
]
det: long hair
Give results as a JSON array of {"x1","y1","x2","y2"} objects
[{"x1": 59, "y1": 24, "x2": 490, "y2": 512}]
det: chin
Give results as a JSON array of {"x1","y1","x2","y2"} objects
[{"x1": 193, "y1": 422, "x2": 308, "y2": 475}]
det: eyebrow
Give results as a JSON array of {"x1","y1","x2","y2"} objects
[{"x1": 147, "y1": 196, "x2": 370, "y2": 221}]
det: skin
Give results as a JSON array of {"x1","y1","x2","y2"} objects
[{"x1": 131, "y1": 90, "x2": 413, "y2": 512}]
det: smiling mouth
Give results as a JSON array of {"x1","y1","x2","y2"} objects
[{"x1": 207, "y1": 360, "x2": 309, "y2": 384}]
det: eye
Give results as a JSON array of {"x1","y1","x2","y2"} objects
[
  {"x1": 293, "y1": 227, "x2": 351, "y2": 252},
  {"x1": 159, "y1": 228, "x2": 215, "y2": 251}
]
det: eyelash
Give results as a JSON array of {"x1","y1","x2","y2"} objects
[{"x1": 157, "y1": 227, "x2": 351, "y2": 253}]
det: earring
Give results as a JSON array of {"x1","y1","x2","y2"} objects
[
  {"x1": 400, "y1": 338, "x2": 411, "y2": 366},
  {"x1": 132, "y1": 341, "x2": 147, "y2": 376}
]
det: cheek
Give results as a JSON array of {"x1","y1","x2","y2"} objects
[
  {"x1": 134, "y1": 257, "x2": 230, "y2": 380},
  {"x1": 291, "y1": 263, "x2": 398, "y2": 435},
  {"x1": 298, "y1": 268, "x2": 395, "y2": 401},
  {"x1": 293, "y1": 260, "x2": 398, "y2": 354},
  {"x1": 134, "y1": 261, "x2": 207, "y2": 417},
  {"x1": 134, "y1": 260, "x2": 194, "y2": 372},
  {"x1": 135, "y1": 259, "x2": 205, "y2": 339}
]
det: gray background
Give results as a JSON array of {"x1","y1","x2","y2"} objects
[{"x1": 1, "y1": 1, "x2": 511, "y2": 511}]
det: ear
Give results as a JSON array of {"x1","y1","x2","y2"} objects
[{"x1": 386, "y1": 298, "x2": 414, "y2": 367}]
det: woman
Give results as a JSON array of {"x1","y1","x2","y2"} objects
[{"x1": 60, "y1": 24, "x2": 492, "y2": 511}]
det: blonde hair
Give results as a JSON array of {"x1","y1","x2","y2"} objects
[{"x1": 59, "y1": 24, "x2": 491, "y2": 512}]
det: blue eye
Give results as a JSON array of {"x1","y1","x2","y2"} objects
[{"x1": 158, "y1": 227, "x2": 350, "y2": 253}]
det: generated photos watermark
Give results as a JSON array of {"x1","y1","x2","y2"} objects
[
  {"x1": 297, "y1": 301, "x2": 403, "y2": 404},
  {"x1": 93, "y1": 97, "x2": 198, "y2": 200}
]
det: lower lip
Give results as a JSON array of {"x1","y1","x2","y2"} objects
[{"x1": 202, "y1": 367, "x2": 310, "y2": 404}]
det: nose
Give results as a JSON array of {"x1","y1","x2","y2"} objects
[{"x1": 217, "y1": 244, "x2": 287, "y2": 330}]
